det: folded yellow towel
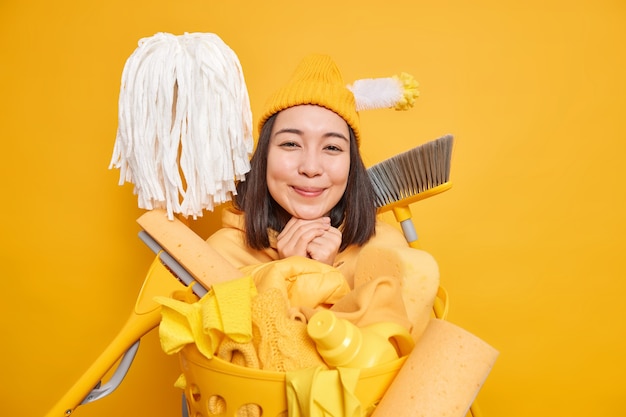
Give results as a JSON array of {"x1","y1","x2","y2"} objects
[
  {"x1": 286, "y1": 366, "x2": 362, "y2": 417},
  {"x1": 155, "y1": 275, "x2": 257, "y2": 359}
]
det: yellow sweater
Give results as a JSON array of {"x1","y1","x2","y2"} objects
[{"x1": 206, "y1": 207, "x2": 410, "y2": 286}]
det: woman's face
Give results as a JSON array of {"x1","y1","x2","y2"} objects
[{"x1": 266, "y1": 105, "x2": 351, "y2": 220}]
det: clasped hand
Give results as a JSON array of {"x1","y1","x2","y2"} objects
[{"x1": 276, "y1": 217, "x2": 342, "y2": 266}]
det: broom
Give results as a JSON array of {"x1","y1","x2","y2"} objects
[
  {"x1": 367, "y1": 134, "x2": 488, "y2": 417},
  {"x1": 368, "y1": 134, "x2": 454, "y2": 249},
  {"x1": 349, "y1": 77, "x2": 455, "y2": 321},
  {"x1": 346, "y1": 72, "x2": 453, "y2": 248}
]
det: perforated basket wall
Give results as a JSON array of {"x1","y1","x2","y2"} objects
[{"x1": 178, "y1": 344, "x2": 406, "y2": 417}]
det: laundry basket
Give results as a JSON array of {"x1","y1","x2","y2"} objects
[
  {"x1": 178, "y1": 343, "x2": 407, "y2": 417},
  {"x1": 175, "y1": 280, "x2": 451, "y2": 417}
]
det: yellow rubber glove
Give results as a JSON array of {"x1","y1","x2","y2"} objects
[{"x1": 286, "y1": 366, "x2": 362, "y2": 417}]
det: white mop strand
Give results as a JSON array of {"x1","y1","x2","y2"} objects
[{"x1": 109, "y1": 32, "x2": 253, "y2": 219}]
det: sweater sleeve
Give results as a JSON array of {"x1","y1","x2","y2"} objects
[{"x1": 206, "y1": 207, "x2": 279, "y2": 270}]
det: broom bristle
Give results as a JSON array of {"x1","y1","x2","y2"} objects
[{"x1": 368, "y1": 135, "x2": 454, "y2": 208}]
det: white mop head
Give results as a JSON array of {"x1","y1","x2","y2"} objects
[{"x1": 109, "y1": 32, "x2": 253, "y2": 220}]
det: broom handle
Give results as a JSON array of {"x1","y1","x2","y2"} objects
[
  {"x1": 393, "y1": 206, "x2": 482, "y2": 417},
  {"x1": 392, "y1": 205, "x2": 420, "y2": 249}
]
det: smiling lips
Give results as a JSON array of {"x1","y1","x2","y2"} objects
[{"x1": 291, "y1": 185, "x2": 326, "y2": 197}]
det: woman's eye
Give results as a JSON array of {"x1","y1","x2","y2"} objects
[
  {"x1": 279, "y1": 141, "x2": 299, "y2": 148},
  {"x1": 325, "y1": 144, "x2": 343, "y2": 152}
]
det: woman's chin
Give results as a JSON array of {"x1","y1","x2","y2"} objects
[{"x1": 290, "y1": 209, "x2": 329, "y2": 220}]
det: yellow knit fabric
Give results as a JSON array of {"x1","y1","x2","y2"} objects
[
  {"x1": 217, "y1": 338, "x2": 260, "y2": 369},
  {"x1": 258, "y1": 54, "x2": 361, "y2": 143},
  {"x1": 251, "y1": 288, "x2": 327, "y2": 372}
]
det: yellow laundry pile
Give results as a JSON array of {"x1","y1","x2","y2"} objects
[{"x1": 154, "y1": 246, "x2": 499, "y2": 417}]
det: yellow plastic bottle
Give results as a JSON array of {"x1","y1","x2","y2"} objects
[{"x1": 307, "y1": 309, "x2": 415, "y2": 369}]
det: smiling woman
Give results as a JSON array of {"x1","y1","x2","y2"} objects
[
  {"x1": 267, "y1": 105, "x2": 351, "y2": 265},
  {"x1": 267, "y1": 105, "x2": 351, "y2": 222},
  {"x1": 205, "y1": 54, "x2": 434, "y2": 288}
]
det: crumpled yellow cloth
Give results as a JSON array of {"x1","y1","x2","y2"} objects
[
  {"x1": 241, "y1": 256, "x2": 351, "y2": 309},
  {"x1": 299, "y1": 275, "x2": 412, "y2": 332},
  {"x1": 154, "y1": 275, "x2": 257, "y2": 358},
  {"x1": 286, "y1": 366, "x2": 362, "y2": 417}
]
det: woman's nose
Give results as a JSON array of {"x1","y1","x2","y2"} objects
[{"x1": 298, "y1": 152, "x2": 323, "y2": 177}]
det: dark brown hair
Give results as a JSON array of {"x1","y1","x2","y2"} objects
[{"x1": 234, "y1": 112, "x2": 377, "y2": 252}]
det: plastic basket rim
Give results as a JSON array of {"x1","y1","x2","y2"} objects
[{"x1": 180, "y1": 344, "x2": 408, "y2": 381}]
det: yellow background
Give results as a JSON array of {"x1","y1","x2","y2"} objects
[{"x1": 1, "y1": 1, "x2": 625, "y2": 416}]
